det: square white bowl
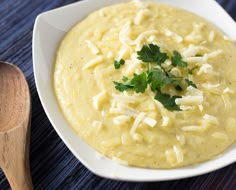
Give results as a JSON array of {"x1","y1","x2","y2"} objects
[{"x1": 33, "y1": 0, "x2": 236, "y2": 181}]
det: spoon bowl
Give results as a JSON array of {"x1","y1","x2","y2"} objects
[
  {"x1": 0, "y1": 61, "x2": 32, "y2": 190},
  {"x1": 0, "y1": 62, "x2": 30, "y2": 132}
]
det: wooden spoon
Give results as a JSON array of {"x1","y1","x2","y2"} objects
[{"x1": 0, "y1": 61, "x2": 33, "y2": 190}]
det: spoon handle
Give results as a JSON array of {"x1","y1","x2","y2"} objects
[{"x1": 0, "y1": 121, "x2": 33, "y2": 190}]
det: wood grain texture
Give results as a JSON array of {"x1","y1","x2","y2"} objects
[{"x1": 0, "y1": 62, "x2": 32, "y2": 190}]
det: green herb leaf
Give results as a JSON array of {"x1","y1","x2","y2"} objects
[
  {"x1": 171, "y1": 51, "x2": 188, "y2": 67},
  {"x1": 114, "y1": 59, "x2": 125, "y2": 69},
  {"x1": 148, "y1": 68, "x2": 166, "y2": 91},
  {"x1": 185, "y1": 79, "x2": 197, "y2": 88},
  {"x1": 165, "y1": 71, "x2": 184, "y2": 91},
  {"x1": 155, "y1": 91, "x2": 182, "y2": 111},
  {"x1": 122, "y1": 76, "x2": 129, "y2": 82},
  {"x1": 188, "y1": 66, "x2": 199, "y2": 75},
  {"x1": 175, "y1": 85, "x2": 183, "y2": 91},
  {"x1": 137, "y1": 44, "x2": 169, "y2": 65},
  {"x1": 147, "y1": 69, "x2": 184, "y2": 91},
  {"x1": 113, "y1": 44, "x2": 199, "y2": 112},
  {"x1": 113, "y1": 81, "x2": 133, "y2": 92},
  {"x1": 131, "y1": 73, "x2": 148, "y2": 93},
  {"x1": 113, "y1": 73, "x2": 148, "y2": 93}
]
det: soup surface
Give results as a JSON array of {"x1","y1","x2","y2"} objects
[{"x1": 54, "y1": 1, "x2": 236, "y2": 168}]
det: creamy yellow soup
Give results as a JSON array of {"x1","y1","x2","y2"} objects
[{"x1": 54, "y1": 1, "x2": 236, "y2": 168}]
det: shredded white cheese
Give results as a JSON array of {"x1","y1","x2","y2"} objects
[
  {"x1": 107, "y1": 51, "x2": 113, "y2": 59},
  {"x1": 134, "y1": 9, "x2": 150, "y2": 25},
  {"x1": 181, "y1": 45, "x2": 209, "y2": 58},
  {"x1": 110, "y1": 104, "x2": 138, "y2": 117},
  {"x1": 147, "y1": 35, "x2": 156, "y2": 43},
  {"x1": 130, "y1": 112, "x2": 146, "y2": 134},
  {"x1": 185, "y1": 33, "x2": 203, "y2": 43},
  {"x1": 176, "y1": 86, "x2": 204, "y2": 107},
  {"x1": 221, "y1": 88, "x2": 234, "y2": 108},
  {"x1": 183, "y1": 56, "x2": 206, "y2": 63},
  {"x1": 161, "y1": 59, "x2": 172, "y2": 69},
  {"x1": 123, "y1": 53, "x2": 144, "y2": 76},
  {"x1": 131, "y1": 53, "x2": 143, "y2": 64},
  {"x1": 165, "y1": 145, "x2": 184, "y2": 165},
  {"x1": 211, "y1": 132, "x2": 228, "y2": 139},
  {"x1": 182, "y1": 114, "x2": 219, "y2": 132},
  {"x1": 186, "y1": 86, "x2": 203, "y2": 96},
  {"x1": 143, "y1": 117, "x2": 157, "y2": 127},
  {"x1": 112, "y1": 93, "x2": 140, "y2": 104},
  {"x1": 132, "y1": 133, "x2": 144, "y2": 142},
  {"x1": 181, "y1": 125, "x2": 203, "y2": 132},
  {"x1": 111, "y1": 100, "x2": 157, "y2": 127},
  {"x1": 176, "y1": 134, "x2": 186, "y2": 145},
  {"x1": 173, "y1": 145, "x2": 184, "y2": 163},
  {"x1": 123, "y1": 60, "x2": 140, "y2": 76},
  {"x1": 85, "y1": 40, "x2": 100, "y2": 55},
  {"x1": 164, "y1": 59, "x2": 172, "y2": 66},
  {"x1": 203, "y1": 114, "x2": 219, "y2": 126},
  {"x1": 208, "y1": 30, "x2": 215, "y2": 42},
  {"x1": 221, "y1": 93, "x2": 232, "y2": 109},
  {"x1": 198, "y1": 105, "x2": 204, "y2": 112},
  {"x1": 207, "y1": 49, "x2": 223, "y2": 59},
  {"x1": 185, "y1": 22, "x2": 205, "y2": 43},
  {"x1": 164, "y1": 29, "x2": 183, "y2": 43},
  {"x1": 98, "y1": 10, "x2": 105, "y2": 17},
  {"x1": 119, "y1": 21, "x2": 159, "y2": 48},
  {"x1": 176, "y1": 96, "x2": 203, "y2": 106},
  {"x1": 165, "y1": 149, "x2": 175, "y2": 165},
  {"x1": 201, "y1": 83, "x2": 221, "y2": 95},
  {"x1": 170, "y1": 68, "x2": 182, "y2": 77},
  {"x1": 93, "y1": 90, "x2": 107, "y2": 110},
  {"x1": 183, "y1": 49, "x2": 222, "y2": 64},
  {"x1": 162, "y1": 116, "x2": 170, "y2": 127},
  {"x1": 179, "y1": 105, "x2": 196, "y2": 111},
  {"x1": 223, "y1": 87, "x2": 234, "y2": 94},
  {"x1": 136, "y1": 30, "x2": 160, "y2": 45},
  {"x1": 92, "y1": 120, "x2": 103, "y2": 131},
  {"x1": 222, "y1": 87, "x2": 234, "y2": 108},
  {"x1": 82, "y1": 56, "x2": 103, "y2": 70},
  {"x1": 119, "y1": 21, "x2": 133, "y2": 46},
  {"x1": 197, "y1": 63, "x2": 212, "y2": 75},
  {"x1": 116, "y1": 103, "x2": 138, "y2": 112},
  {"x1": 113, "y1": 115, "x2": 131, "y2": 125},
  {"x1": 134, "y1": 30, "x2": 159, "y2": 50},
  {"x1": 116, "y1": 45, "x2": 129, "y2": 61}
]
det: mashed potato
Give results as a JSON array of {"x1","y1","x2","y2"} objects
[{"x1": 54, "y1": 1, "x2": 236, "y2": 168}]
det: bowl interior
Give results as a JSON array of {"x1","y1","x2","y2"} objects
[{"x1": 33, "y1": 0, "x2": 236, "y2": 181}]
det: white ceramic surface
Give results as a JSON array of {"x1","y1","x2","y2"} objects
[{"x1": 33, "y1": 0, "x2": 236, "y2": 181}]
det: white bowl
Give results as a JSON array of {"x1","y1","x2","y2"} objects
[{"x1": 33, "y1": 0, "x2": 236, "y2": 181}]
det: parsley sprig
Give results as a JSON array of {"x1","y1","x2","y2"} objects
[
  {"x1": 114, "y1": 59, "x2": 125, "y2": 69},
  {"x1": 137, "y1": 44, "x2": 169, "y2": 65},
  {"x1": 155, "y1": 91, "x2": 182, "y2": 111},
  {"x1": 113, "y1": 73, "x2": 148, "y2": 93},
  {"x1": 113, "y1": 44, "x2": 198, "y2": 111}
]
